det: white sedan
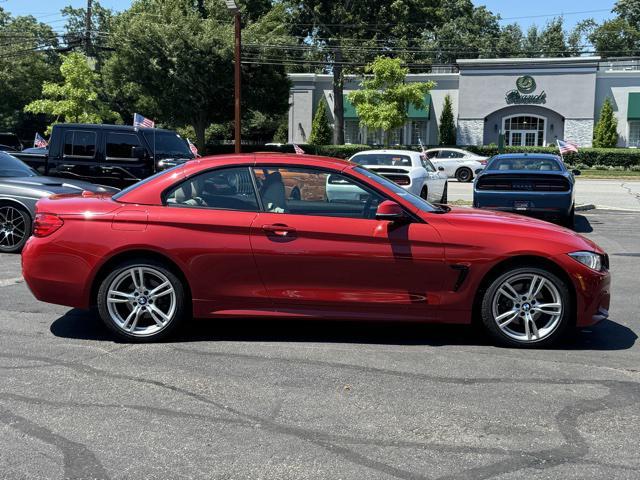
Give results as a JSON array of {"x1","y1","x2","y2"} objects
[
  {"x1": 425, "y1": 148, "x2": 488, "y2": 182},
  {"x1": 327, "y1": 149, "x2": 448, "y2": 204}
]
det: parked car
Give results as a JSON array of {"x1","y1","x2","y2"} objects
[
  {"x1": 343, "y1": 149, "x2": 448, "y2": 203},
  {"x1": 425, "y1": 147, "x2": 488, "y2": 182},
  {"x1": 0, "y1": 133, "x2": 23, "y2": 152},
  {"x1": 23, "y1": 153, "x2": 610, "y2": 348},
  {"x1": 11, "y1": 123, "x2": 195, "y2": 189},
  {"x1": 0, "y1": 151, "x2": 119, "y2": 253},
  {"x1": 473, "y1": 153, "x2": 579, "y2": 227}
]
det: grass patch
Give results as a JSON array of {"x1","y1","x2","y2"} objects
[
  {"x1": 447, "y1": 199, "x2": 472, "y2": 206},
  {"x1": 578, "y1": 169, "x2": 640, "y2": 179}
]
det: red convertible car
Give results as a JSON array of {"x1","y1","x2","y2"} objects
[{"x1": 22, "y1": 154, "x2": 610, "y2": 347}]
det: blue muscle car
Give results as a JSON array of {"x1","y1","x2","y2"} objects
[{"x1": 473, "y1": 153, "x2": 580, "y2": 227}]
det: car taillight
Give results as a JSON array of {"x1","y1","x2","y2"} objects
[{"x1": 33, "y1": 213, "x2": 64, "y2": 237}]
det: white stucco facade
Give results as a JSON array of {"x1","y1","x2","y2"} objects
[{"x1": 288, "y1": 56, "x2": 640, "y2": 148}]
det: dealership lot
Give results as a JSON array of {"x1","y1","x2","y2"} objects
[
  {"x1": 450, "y1": 178, "x2": 640, "y2": 211},
  {"x1": 0, "y1": 210, "x2": 638, "y2": 480}
]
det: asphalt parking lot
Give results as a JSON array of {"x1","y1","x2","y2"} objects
[{"x1": 0, "y1": 209, "x2": 638, "y2": 480}]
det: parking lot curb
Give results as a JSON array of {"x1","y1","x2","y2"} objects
[
  {"x1": 576, "y1": 204, "x2": 596, "y2": 212},
  {"x1": 593, "y1": 205, "x2": 640, "y2": 213}
]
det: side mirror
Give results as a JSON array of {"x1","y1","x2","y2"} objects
[
  {"x1": 572, "y1": 169, "x2": 581, "y2": 176},
  {"x1": 375, "y1": 200, "x2": 407, "y2": 222},
  {"x1": 132, "y1": 146, "x2": 146, "y2": 159},
  {"x1": 437, "y1": 166, "x2": 445, "y2": 171}
]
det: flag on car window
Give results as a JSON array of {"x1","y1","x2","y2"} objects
[
  {"x1": 293, "y1": 144, "x2": 305, "y2": 155},
  {"x1": 418, "y1": 138, "x2": 426, "y2": 154},
  {"x1": 33, "y1": 132, "x2": 48, "y2": 148},
  {"x1": 187, "y1": 138, "x2": 199, "y2": 157},
  {"x1": 557, "y1": 139, "x2": 578, "y2": 155},
  {"x1": 133, "y1": 113, "x2": 155, "y2": 128}
]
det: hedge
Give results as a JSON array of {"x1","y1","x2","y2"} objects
[{"x1": 203, "y1": 143, "x2": 640, "y2": 168}]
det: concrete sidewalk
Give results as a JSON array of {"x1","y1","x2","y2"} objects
[{"x1": 448, "y1": 178, "x2": 640, "y2": 211}]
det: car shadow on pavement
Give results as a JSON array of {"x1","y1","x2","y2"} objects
[
  {"x1": 573, "y1": 214, "x2": 593, "y2": 233},
  {"x1": 50, "y1": 309, "x2": 636, "y2": 351}
]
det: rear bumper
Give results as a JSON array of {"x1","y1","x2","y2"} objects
[{"x1": 474, "y1": 190, "x2": 573, "y2": 216}]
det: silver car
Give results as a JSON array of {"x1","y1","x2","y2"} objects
[{"x1": 0, "y1": 151, "x2": 119, "y2": 253}]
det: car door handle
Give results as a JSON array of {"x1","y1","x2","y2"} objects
[{"x1": 262, "y1": 224, "x2": 296, "y2": 237}]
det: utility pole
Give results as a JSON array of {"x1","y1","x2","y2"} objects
[
  {"x1": 85, "y1": 0, "x2": 93, "y2": 56},
  {"x1": 225, "y1": 1, "x2": 241, "y2": 153}
]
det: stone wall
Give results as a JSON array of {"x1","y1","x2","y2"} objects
[
  {"x1": 457, "y1": 119, "x2": 484, "y2": 146},
  {"x1": 564, "y1": 119, "x2": 594, "y2": 147}
]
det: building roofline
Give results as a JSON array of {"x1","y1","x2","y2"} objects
[{"x1": 457, "y1": 56, "x2": 601, "y2": 68}]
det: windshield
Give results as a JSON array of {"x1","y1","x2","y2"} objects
[
  {"x1": 487, "y1": 157, "x2": 563, "y2": 172},
  {"x1": 355, "y1": 166, "x2": 440, "y2": 213},
  {"x1": 142, "y1": 131, "x2": 194, "y2": 159},
  {"x1": 351, "y1": 153, "x2": 412, "y2": 167},
  {"x1": 0, "y1": 152, "x2": 37, "y2": 177}
]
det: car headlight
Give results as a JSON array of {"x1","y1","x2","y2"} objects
[{"x1": 568, "y1": 251, "x2": 603, "y2": 271}]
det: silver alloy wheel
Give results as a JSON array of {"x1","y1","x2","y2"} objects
[
  {"x1": 491, "y1": 272, "x2": 563, "y2": 343},
  {"x1": 0, "y1": 206, "x2": 27, "y2": 250},
  {"x1": 106, "y1": 266, "x2": 176, "y2": 337}
]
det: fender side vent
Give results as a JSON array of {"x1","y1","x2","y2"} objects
[{"x1": 450, "y1": 264, "x2": 470, "y2": 291}]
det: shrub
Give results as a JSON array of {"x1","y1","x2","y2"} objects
[
  {"x1": 593, "y1": 98, "x2": 618, "y2": 148},
  {"x1": 308, "y1": 98, "x2": 333, "y2": 145},
  {"x1": 438, "y1": 94, "x2": 456, "y2": 145}
]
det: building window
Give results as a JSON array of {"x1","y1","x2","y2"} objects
[
  {"x1": 344, "y1": 120, "x2": 360, "y2": 144},
  {"x1": 366, "y1": 127, "x2": 402, "y2": 145},
  {"x1": 503, "y1": 115, "x2": 545, "y2": 147},
  {"x1": 629, "y1": 122, "x2": 640, "y2": 147},
  {"x1": 410, "y1": 120, "x2": 427, "y2": 145}
]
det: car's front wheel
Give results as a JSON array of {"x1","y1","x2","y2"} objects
[
  {"x1": 455, "y1": 167, "x2": 473, "y2": 183},
  {"x1": 0, "y1": 203, "x2": 31, "y2": 254},
  {"x1": 480, "y1": 267, "x2": 571, "y2": 348},
  {"x1": 97, "y1": 259, "x2": 187, "y2": 342}
]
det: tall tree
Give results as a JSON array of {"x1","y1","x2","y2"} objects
[
  {"x1": 589, "y1": 17, "x2": 640, "y2": 57},
  {"x1": 348, "y1": 57, "x2": 434, "y2": 145},
  {"x1": 0, "y1": 8, "x2": 60, "y2": 140},
  {"x1": 614, "y1": 0, "x2": 640, "y2": 26},
  {"x1": 522, "y1": 26, "x2": 541, "y2": 56},
  {"x1": 103, "y1": 0, "x2": 290, "y2": 148},
  {"x1": 539, "y1": 18, "x2": 570, "y2": 57},
  {"x1": 495, "y1": 24, "x2": 524, "y2": 58},
  {"x1": 438, "y1": 94, "x2": 456, "y2": 146},
  {"x1": 593, "y1": 98, "x2": 619, "y2": 148},
  {"x1": 24, "y1": 52, "x2": 120, "y2": 132},
  {"x1": 308, "y1": 97, "x2": 332, "y2": 145}
]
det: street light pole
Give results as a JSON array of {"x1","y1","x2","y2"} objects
[{"x1": 226, "y1": 1, "x2": 241, "y2": 154}]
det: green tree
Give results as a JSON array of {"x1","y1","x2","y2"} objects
[
  {"x1": 438, "y1": 94, "x2": 456, "y2": 146},
  {"x1": 539, "y1": 18, "x2": 570, "y2": 56},
  {"x1": 103, "y1": 0, "x2": 290, "y2": 149},
  {"x1": 593, "y1": 98, "x2": 619, "y2": 148},
  {"x1": 0, "y1": 8, "x2": 60, "y2": 140},
  {"x1": 495, "y1": 24, "x2": 524, "y2": 57},
  {"x1": 522, "y1": 25, "x2": 541, "y2": 56},
  {"x1": 589, "y1": 17, "x2": 640, "y2": 57},
  {"x1": 24, "y1": 52, "x2": 120, "y2": 132},
  {"x1": 61, "y1": 1, "x2": 114, "y2": 61},
  {"x1": 308, "y1": 98, "x2": 332, "y2": 145},
  {"x1": 348, "y1": 57, "x2": 434, "y2": 145}
]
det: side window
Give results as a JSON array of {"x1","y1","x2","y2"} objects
[
  {"x1": 165, "y1": 167, "x2": 259, "y2": 211},
  {"x1": 64, "y1": 130, "x2": 97, "y2": 157},
  {"x1": 106, "y1": 133, "x2": 142, "y2": 159},
  {"x1": 252, "y1": 167, "x2": 385, "y2": 219}
]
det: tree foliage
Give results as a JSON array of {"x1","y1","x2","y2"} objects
[
  {"x1": 24, "y1": 52, "x2": 119, "y2": 133},
  {"x1": 308, "y1": 98, "x2": 332, "y2": 145},
  {"x1": 438, "y1": 94, "x2": 456, "y2": 146},
  {"x1": 593, "y1": 98, "x2": 619, "y2": 148},
  {"x1": 349, "y1": 57, "x2": 434, "y2": 145}
]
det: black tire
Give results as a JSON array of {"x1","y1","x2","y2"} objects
[
  {"x1": 0, "y1": 203, "x2": 31, "y2": 253},
  {"x1": 563, "y1": 205, "x2": 575, "y2": 229},
  {"x1": 455, "y1": 167, "x2": 473, "y2": 183},
  {"x1": 97, "y1": 258, "x2": 187, "y2": 342},
  {"x1": 480, "y1": 266, "x2": 572, "y2": 348},
  {"x1": 440, "y1": 182, "x2": 448, "y2": 204},
  {"x1": 420, "y1": 186, "x2": 429, "y2": 200}
]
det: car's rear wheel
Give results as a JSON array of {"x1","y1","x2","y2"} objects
[
  {"x1": 0, "y1": 204, "x2": 31, "y2": 253},
  {"x1": 563, "y1": 205, "x2": 575, "y2": 229},
  {"x1": 455, "y1": 167, "x2": 473, "y2": 183},
  {"x1": 480, "y1": 267, "x2": 571, "y2": 348},
  {"x1": 440, "y1": 182, "x2": 448, "y2": 204},
  {"x1": 420, "y1": 186, "x2": 429, "y2": 200},
  {"x1": 97, "y1": 259, "x2": 186, "y2": 342}
]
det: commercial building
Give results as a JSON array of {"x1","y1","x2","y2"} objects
[{"x1": 288, "y1": 56, "x2": 640, "y2": 148}]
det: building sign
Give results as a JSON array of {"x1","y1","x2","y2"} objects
[{"x1": 505, "y1": 76, "x2": 547, "y2": 104}]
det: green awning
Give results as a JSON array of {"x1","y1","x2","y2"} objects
[
  {"x1": 407, "y1": 93, "x2": 431, "y2": 119},
  {"x1": 628, "y1": 92, "x2": 640, "y2": 120},
  {"x1": 343, "y1": 96, "x2": 358, "y2": 118}
]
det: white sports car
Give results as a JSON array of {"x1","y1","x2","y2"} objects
[
  {"x1": 425, "y1": 148, "x2": 488, "y2": 182},
  {"x1": 327, "y1": 149, "x2": 448, "y2": 204}
]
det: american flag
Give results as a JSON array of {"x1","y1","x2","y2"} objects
[
  {"x1": 133, "y1": 113, "x2": 155, "y2": 128},
  {"x1": 33, "y1": 132, "x2": 48, "y2": 148},
  {"x1": 293, "y1": 143, "x2": 305, "y2": 155},
  {"x1": 418, "y1": 138, "x2": 426, "y2": 155},
  {"x1": 187, "y1": 138, "x2": 199, "y2": 157},
  {"x1": 557, "y1": 139, "x2": 578, "y2": 155}
]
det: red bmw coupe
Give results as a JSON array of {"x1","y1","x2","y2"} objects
[{"x1": 22, "y1": 154, "x2": 611, "y2": 347}]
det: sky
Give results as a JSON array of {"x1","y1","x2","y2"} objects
[{"x1": 1, "y1": 0, "x2": 618, "y2": 31}]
